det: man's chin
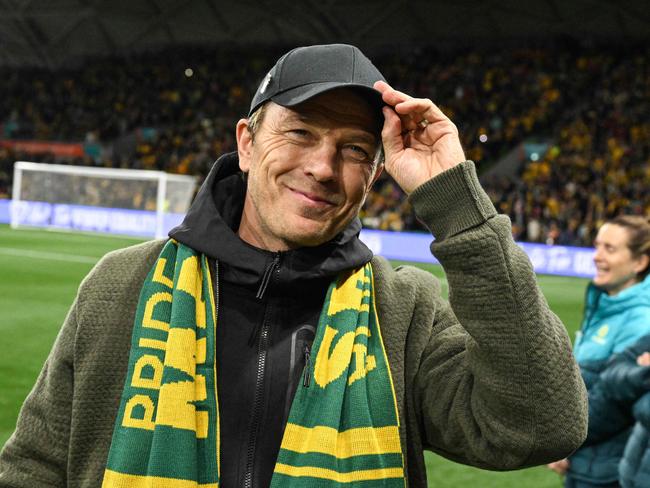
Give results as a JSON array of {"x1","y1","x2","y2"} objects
[
  {"x1": 281, "y1": 221, "x2": 338, "y2": 248},
  {"x1": 284, "y1": 231, "x2": 333, "y2": 248}
]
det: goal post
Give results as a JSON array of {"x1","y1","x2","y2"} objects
[{"x1": 11, "y1": 161, "x2": 198, "y2": 238}]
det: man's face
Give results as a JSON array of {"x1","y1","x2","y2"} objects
[
  {"x1": 236, "y1": 89, "x2": 383, "y2": 251},
  {"x1": 593, "y1": 223, "x2": 644, "y2": 295}
]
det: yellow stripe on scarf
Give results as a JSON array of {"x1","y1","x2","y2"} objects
[
  {"x1": 103, "y1": 469, "x2": 218, "y2": 487},
  {"x1": 274, "y1": 464, "x2": 403, "y2": 482},
  {"x1": 103, "y1": 243, "x2": 220, "y2": 487},
  {"x1": 281, "y1": 424, "x2": 401, "y2": 458},
  {"x1": 327, "y1": 267, "x2": 370, "y2": 316}
]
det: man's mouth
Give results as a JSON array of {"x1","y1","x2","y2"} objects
[{"x1": 289, "y1": 187, "x2": 337, "y2": 207}]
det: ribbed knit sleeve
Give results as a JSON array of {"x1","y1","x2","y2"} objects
[
  {"x1": 0, "y1": 239, "x2": 165, "y2": 488},
  {"x1": 0, "y1": 298, "x2": 77, "y2": 487},
  {"x1": 406, "y1": 161, "x2": 588, "y2": 469}
]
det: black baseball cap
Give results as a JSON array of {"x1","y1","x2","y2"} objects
[{"x1": 248, "y1": 44, "x2": 387, "y2": 118}]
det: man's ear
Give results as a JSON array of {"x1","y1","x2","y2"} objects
[{"x1": 236, "y1": 119, "x2": 253, "y2": 172}]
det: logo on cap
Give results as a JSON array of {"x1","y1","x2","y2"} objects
[{"x1": 260, "y1": 72, "x2": 272, "y2": 94}]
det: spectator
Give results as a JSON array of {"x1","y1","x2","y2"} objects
[
  {"x1": 548, "y1": 215, "x2": 650, "y2": 487},
  {"x1": 593, "y1": 334, "x2": 650, "y2": 488}
]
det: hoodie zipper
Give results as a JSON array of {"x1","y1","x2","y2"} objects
[
  {"x1": 248, "y1": 254, "x2": 281, "y2": 346},
  {"x1": 243, "y1": 253, "x2": 281, "y2": 488},
  {"x1": 256, "y1": 254, "x2": 280, "y2": 299}
]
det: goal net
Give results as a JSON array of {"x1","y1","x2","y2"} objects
[{"x1": 11, "y1": 161, "x2": 198, "y2": 238}]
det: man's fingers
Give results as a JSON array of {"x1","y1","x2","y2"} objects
[
  {"x1": 374, "y1": 81, "x2": 448, "y2": 129},
  {"x1": 382, "y1": 89, "x2": 413, "y2": 106},
  {"x1": 392, "y1": 101, "x2": 435, "y2": 132},
  {"x1": 373, "y1": 80, "x2": 395, "y2": 95},
  {"x1": 380, "y1": 106, "x2": 405, "y2": 155},
  {"x1": 374, "y1": 80, "x2": 413, "y2": 106},
  {"x1": 395, "y1": 99, "x2": 449, "y2": 124}
]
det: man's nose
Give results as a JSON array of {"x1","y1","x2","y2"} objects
[{"x1": 303, "y1": 141, "x2": 339, "y2": 182}]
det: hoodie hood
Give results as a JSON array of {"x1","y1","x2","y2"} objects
[{"x1": 169, "y1": 152, "x2": 373, "y2": 289}]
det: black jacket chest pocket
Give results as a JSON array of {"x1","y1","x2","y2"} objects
[{"x1": 283, "y1": 324, "x2": 316, "y2": 422}]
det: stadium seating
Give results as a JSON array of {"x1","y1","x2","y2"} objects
[{"x1": 1, "y1": 44, "x2": 648, "y2": 245}]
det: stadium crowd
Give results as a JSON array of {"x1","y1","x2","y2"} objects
[
  {"x1": 486, "y1": 49, "x2": 650, "y2": 246},
  {"x1": 1, "y1": 44, "x2": 648, "y2": 245}
]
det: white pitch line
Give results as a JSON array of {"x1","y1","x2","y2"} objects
[{"x1": 0, "y1": 247, "x2": 100, "y2": 264}]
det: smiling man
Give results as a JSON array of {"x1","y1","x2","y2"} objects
[
  {"x1": 236, "y1": 89, "x2": 383, "y2": 250},
  {"x1": 1, "y1": 44, "x2": 588, "y2": 488}
]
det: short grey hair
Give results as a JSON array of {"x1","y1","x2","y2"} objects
[{"x1": 247, "y1": 103, "x2": 268, "y2": 140}]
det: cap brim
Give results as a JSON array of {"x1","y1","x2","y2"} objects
[
  {"x1": 271, "y1": 81, "x2": 384, "y2": 110},
  {"x1": 248, "y1": 82, "x2": 384, "y2": 116}
]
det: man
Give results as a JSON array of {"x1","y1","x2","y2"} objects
[{"x1": 0, "y1": 44, "x2": 587, "y2": 487}]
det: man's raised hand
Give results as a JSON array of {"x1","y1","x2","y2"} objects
[{"x1": 374, "y1": 80, "x2": 466, "y2": 194}]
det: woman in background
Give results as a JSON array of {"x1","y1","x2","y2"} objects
[{"x1": 548, "y1": 215, "x2": 650, "y2": 487}]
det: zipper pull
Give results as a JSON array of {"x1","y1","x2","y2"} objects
[
  {"x1": 256, "y1": 253, "x2": 280, "y2": 300},
  {"x1": 302, "y1": 344, "x2": 311, "y2": 388}
]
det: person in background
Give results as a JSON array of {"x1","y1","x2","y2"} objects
[
  {"x1": 548, "y1": 215, "x2": 650, "y2": 487},
  {"x1": 594, "y1": 334, "x2": 650, "y2": 488}
]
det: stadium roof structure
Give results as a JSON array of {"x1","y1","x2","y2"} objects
[{"x1": 1, "y1": 0, "x2": 649, "y2": 68}]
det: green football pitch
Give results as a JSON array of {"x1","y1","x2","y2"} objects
[{"x1": 0, "y1": 224, "x2": 589, "y2": 487}]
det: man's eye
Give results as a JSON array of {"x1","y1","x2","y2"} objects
[
  {"x1": 342, "y1": 145, "x2": 371, "y2": 162},
  {"x1": 289, "y1": 129, "x2": 309, "y2": 137}
]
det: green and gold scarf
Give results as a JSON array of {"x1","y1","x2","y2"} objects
[{"x1": 103, "y1": 240, "x2": 404, "y2": 487}]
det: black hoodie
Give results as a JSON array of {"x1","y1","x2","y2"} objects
[{"x1": 169, "y1": 153, "x2": 372, "y2": 488}]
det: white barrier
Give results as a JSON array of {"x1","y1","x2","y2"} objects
[
  {"x1": 0, "y1": 199, "x2": 595, "y2": 278},
  {"x1": 358, "y1": 229, "x2": 595, "y2": 278},
  {"x1": 3, "y1": 199, "x2": 183, "y2": 238}
]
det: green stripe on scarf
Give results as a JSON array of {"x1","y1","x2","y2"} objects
[
  {"x1": 270, "y1": 265, "x2": 404, "y2": 487},
  {"x1": 103, "y1": 242, "x2": 404, "y2": 487},
  {"x1": 103, "y1": 241, "x2": 218, "y2": 487}
]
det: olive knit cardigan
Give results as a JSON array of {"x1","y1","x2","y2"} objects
[{"x1": 0, "y1": 162, "x2": 588, "y2": 487}]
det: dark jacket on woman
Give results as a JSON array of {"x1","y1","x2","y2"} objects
[
  {"x1": 598, "y1": 335, "x2": 650, "y2": 488},
  {"x1": 567, "y1": 276, "x2": 650, "y2": 486}
]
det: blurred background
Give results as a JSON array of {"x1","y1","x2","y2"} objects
[{"x1": 0, "y1": 1, "x2": 648, "y2": 486}]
